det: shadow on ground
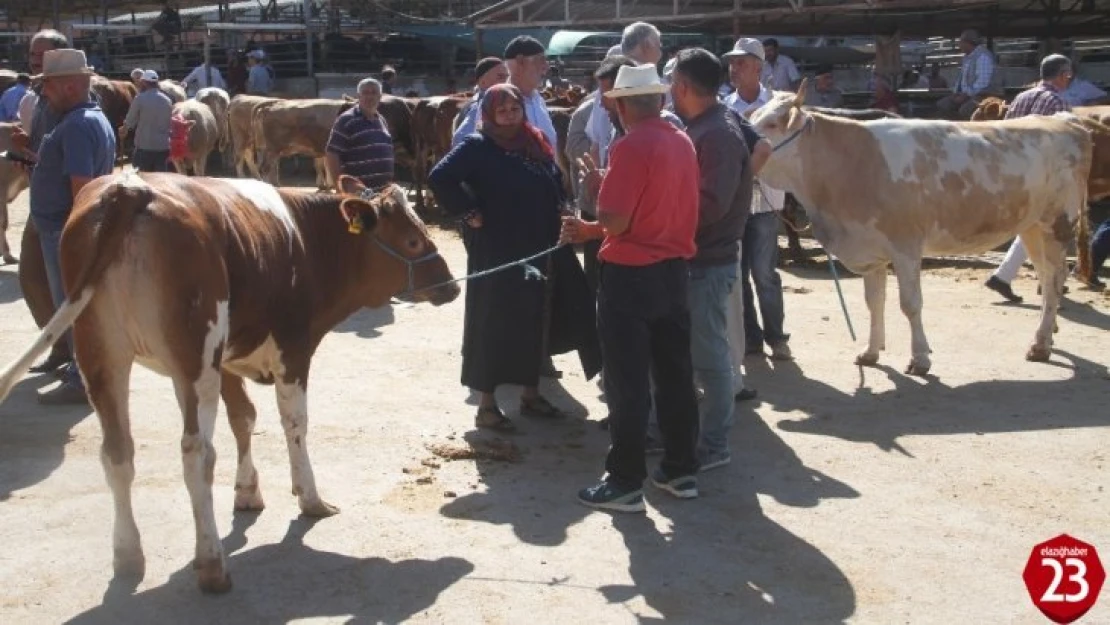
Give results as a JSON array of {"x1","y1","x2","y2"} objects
[
  {"x1": 65, "y1": 516, "x2": 473, "y2": 625},
  {"x1": 0, "y1": 374, "x2": 93, "y2": 501},
  {"x1": 441, "y1": 377, "x2": 860, "y2": 623},
  {"x1": 752, "y1": 351, "x2": 1110, "y2": 454}
]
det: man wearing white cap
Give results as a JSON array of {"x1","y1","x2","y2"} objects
[
  {"x1": 562, "y1": 63, "x2": 702, "y2": 512},
  {"x1": 246, "y1": 50, "x2": 273, "y2": 95},
  {"x1": 27, "y1": 48, "x2": 116, "y2": 404},
  {"x1": 722, "y1": 37, "x2": 793, "y2": 361},
  {"x1": 120, "y1": 69, "x2": 173, "y2": 172}
]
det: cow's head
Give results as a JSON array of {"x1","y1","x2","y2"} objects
[
  {"x1": 748, "y1": 78, "x2": 813, "y2": 152},
  {"x1": 747, "y1": 78, "x2": 814, "y2": 189},
  {"x1": 336, "y1": 175, "x2": 461, "y2": 307}
]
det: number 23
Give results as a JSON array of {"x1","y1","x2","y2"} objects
[{"x1": 1041, "y1": 557, "x2": 1090, "y2": 603}]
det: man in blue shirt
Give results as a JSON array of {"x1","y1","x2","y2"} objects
[
  {"x1": 0, "y1": 73, "x2": 29, "y2": 121},
  {"x1": 28, "y1": 48, "x2": 116, "y2": 405}
]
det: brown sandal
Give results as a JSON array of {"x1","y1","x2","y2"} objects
[
  {"x1": 520, "y1": 395, "x2": 567, "y2": 420},
  {"x1": 475, "y1": 406, "x2": 517, "y2": 433}
]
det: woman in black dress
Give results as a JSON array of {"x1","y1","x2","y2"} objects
[{"x1": 429, "y1": 84, "x2": 601, "y2": 432}]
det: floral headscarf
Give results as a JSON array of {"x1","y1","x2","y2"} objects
[{"x1": 478, "y1": 83, "x2": 554, "y2": 164}]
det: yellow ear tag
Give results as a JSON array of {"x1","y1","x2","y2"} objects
[{"x1": 347, "y1": 217, "x2": 363, "y2": 235}]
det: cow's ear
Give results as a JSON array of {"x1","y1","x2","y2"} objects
[
  {"x1": 337, "y1": 175, "x2": 367, "y2": 196},
  {"x1": 794, "y1": 78, "x2": 809, "y2": 107},
  {"x1": 339, "y1": 198, "x2": 380, "y2": 235}
]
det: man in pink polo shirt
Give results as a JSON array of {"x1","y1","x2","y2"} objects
[{"x1": 561, "y1": 64, "x2": 702, "y2": 512}]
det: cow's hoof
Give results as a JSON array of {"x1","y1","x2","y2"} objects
[
  {"x1": 113, "y1": 549, "x2": 146, "y2": 580},
  {"x1": 904, "y1": 360, "x2": 931, "y2": 376},
  {"x1": 300, "y1": 498, "x2": 340, "y2": 518},
  {"x1": 855, "y1": 352, "x2": 880, "y2": 367},
  {"x1": 1025, "y1": 345, "x2": 1052, "y2": 362},
  {"x1": 196, "y1": 559, "x2": 232, "y2": 594},
  {"x1": 233, "y1": 490, "x2": 266, "y2": 512}
]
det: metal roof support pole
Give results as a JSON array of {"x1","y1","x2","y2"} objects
[
  {"x1": 52, "y1": 0, "x2": 61, "y2": 29},
  {"x1": 617, "y1": 0, "x2": 623, "y2": 19},
  {"x1": 566, "y1": 0, "x2": 571, "y2": 21},
  {"x1": 304, "y1": 0, "x2": 314, "y2": 79},
  {"x1": 475, "y1": 27, "x2": 485, "y2": 58}
]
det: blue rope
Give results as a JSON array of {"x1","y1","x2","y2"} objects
[
  {"x1": 826, "y1": 254, "x2": 857, "y2": 341},
  {"x1": 400, "y1": 242, "x2": 565, "y2": 297}
]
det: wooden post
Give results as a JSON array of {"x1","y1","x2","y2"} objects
[{"x1": 475, "y1": 27, "x2": 484, "y2": 58}]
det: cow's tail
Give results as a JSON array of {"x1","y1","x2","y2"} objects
[{"x1": 0, "y1": 174, "x2": 151, "y2": 403}]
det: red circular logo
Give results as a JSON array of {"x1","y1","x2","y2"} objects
[{"x1": 1023, "y1": 534, "x2": 1105, "y2": 624}]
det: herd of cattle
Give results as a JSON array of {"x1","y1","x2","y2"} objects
[{"x1": 1, "y1": 69, "x2": 1110, "y2": 594}]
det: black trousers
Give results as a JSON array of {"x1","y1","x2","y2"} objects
[
  {"x1": 597, "y1": 258, "x2": 699, "y2": 489},
  {"x1": 133, "y1": 149, "x2": 169, "y2": 172}
]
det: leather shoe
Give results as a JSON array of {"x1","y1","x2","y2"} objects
[{"x1": 985, "y1": 276, "x2": 1023, "y2": 303}]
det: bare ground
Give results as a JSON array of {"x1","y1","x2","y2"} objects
[{"x1": 0, "y1": 184, "x2": 1108, "y2": 624}]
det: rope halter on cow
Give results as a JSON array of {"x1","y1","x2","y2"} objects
[
  {"x1": 347, "y1": 187, "x2": 445, "y2": 294},
  {"x1": 771, "y1": 115, "x2": 814, "y2": 153}
]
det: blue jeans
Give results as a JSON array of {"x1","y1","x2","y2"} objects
[
  {"x1": 741, "y1": 212, "x2": 789, "y2": 347},
  {"x1": 688, "y1": 263, "x2": 737, "y2": 459},
  {"x1": 35, "y1": 223, "x2": 84, "y2": 388},
  {"x1": 1092, "y1": 218, "x2": 1110, "y2": 275}
]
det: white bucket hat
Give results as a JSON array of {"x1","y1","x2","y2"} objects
[
  {"x1": 141, "y1": 69, "x2": 160, "y2": 82},
  {"x1": 604, "y1": 64, "x2": 669, "y2": 98},
  {"x1": 33, "y1": 48, "x2": 95, "y2": 80}
]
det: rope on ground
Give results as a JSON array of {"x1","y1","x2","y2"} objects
[{"x1": 826, "y1": 254, "x2": 857, "y2": 341}]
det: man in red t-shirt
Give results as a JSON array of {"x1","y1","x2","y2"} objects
[{"x1": 561, "y1": 64, "x2": 702, "y2": 512}]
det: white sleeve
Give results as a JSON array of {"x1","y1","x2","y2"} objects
[
  {"x1": 183, "y1": 66, "x2": 202, "y2": 84},
  {"x1": 17, "y1": 91, "x2": 36, "y2": 133}
]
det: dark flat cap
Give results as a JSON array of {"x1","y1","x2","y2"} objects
[
  {"x1": 504, "y1": 36, "x2": 545, "y2": 59},
  {"x1": 475, "y1": 56, "x2": 503, "y2": 80}
]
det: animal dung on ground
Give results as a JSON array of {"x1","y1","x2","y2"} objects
[{"x1": 425, "y1": 439, "x2": 523, "y2": 463}]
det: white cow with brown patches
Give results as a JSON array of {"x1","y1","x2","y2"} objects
[
  {"x1": 748, "y1": 80, "x2": 1093, "y2": 374},
  {"x1": 0, "y1": 173, "x2": 460, "y2": 593}
]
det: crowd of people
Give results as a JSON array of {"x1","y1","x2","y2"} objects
[{"x1": 1, "y1": 23, "x2": 1108, "y2": 512}]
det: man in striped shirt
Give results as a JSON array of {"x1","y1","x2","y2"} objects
[
  {"x1": 985, "y1": 54, "x2": 1074, "y2": 303},
  {"x1": 325, "y1": 77, "x2": 394, "y2": 191}
]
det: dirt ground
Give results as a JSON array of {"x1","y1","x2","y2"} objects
[{"x1": 0, "y1": 182, "x2": 1108, "y2": 625}]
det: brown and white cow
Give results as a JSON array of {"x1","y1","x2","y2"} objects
[
  {"x1": 0, "y1": 173, "x2": 459, "y2": 593},
  {"x1": 411, "y1": 95, "x2": 466, "y2": 211},
  {"x1": 0, "y1": 122, "x2": 29, "y2": 264},
  {"x1": 171, "y1": 99, "x2": 220, "y2": 176},
  {"x1": 748, "y1": 81, "x2": 1093, "y2": 374},
  {"x1": 251, "y1": 97, "x2": 354, "y2": 189},
  {"x1": 228, "y1": 94, "x2": 279, "y2": 178},
  {"x1": 90, "y1": 76, "x2": 137, "y2": 162}
]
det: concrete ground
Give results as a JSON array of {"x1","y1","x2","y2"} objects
[{"x1": 0, "y1": 185, "x2": 1107, "y2": 624}]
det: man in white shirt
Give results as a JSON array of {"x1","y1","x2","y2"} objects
[
  {"x1": 181, "y1": 60, "x2": 227, "y2": 98},
  {"x1": 722, "y1": 37, "x2": 793, "y2": 361},
  {"x1": 760, "y1": 38, "x2": 801, "y2": 91},
  {"x1": 586, "y1": 22, "x2": 663, "y2": 167},
  {"x1": 1060, "y1": 70, "x2": 1108, "y2": 106},
  {"x1": 451, "y1": 36, "x2": 557, "y2": 150}
]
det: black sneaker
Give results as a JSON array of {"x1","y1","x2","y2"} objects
[
  {"x1": 578, "y1": 480, "x2": 646, "y2": 513},
  {"x1": 650, "y1": 467, "x2": 698, "y2": 499},
  {"x1": 985, "y1": 276, "x2": 1023, "y2": 303}
]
